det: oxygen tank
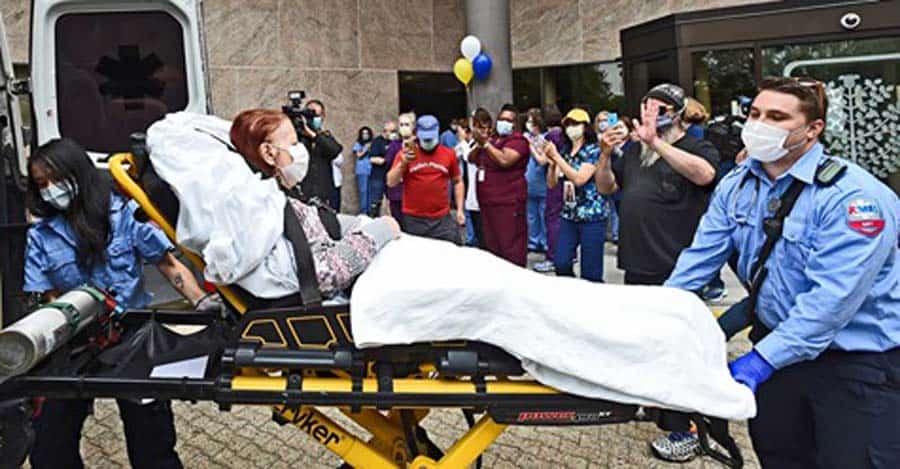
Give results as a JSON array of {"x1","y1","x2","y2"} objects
[{"x1": 0, "y1": 286, "x2": 108, "y2": 382}]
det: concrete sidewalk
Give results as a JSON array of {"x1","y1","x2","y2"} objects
[{"x1": 31, "y1": 245, "x2": 759, "y2": 469}]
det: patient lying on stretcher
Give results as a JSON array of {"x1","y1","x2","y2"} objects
[
  {"x1": 147, "y1": 111, "x2": 755, "y2": 420},
  {"x1": 146, "y1": 110, "x2": 399, "y2": 300},
  {"x1": 228, "y1": 110, "x2": 401, "y2": 296}
]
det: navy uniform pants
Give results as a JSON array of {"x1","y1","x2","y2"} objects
[
  {"x1": 749, "y1": 347, "x2": 900, "y2": 469},
  {"x1": 30, "y1": 398, "x2": 182, "y2": 469}
]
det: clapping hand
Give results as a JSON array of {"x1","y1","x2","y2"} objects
[{"x1": 542, "y1": 140, "x2": 561, "y2": 164}]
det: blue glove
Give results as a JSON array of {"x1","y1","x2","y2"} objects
[{"x1": 729, "y1": 349, "x2": 775, "y2": 393}]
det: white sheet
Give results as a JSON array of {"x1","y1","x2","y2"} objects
[
  {"x1": 146, "y1": 112, "x2": 301, "y2": 298},
  {"x1": 351, "y1": 236, "x2": 756, "y2": 421}
]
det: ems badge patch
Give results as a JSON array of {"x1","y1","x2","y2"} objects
[{"x1": 846, "y1": 198, "x2": 885, "y2": 236}]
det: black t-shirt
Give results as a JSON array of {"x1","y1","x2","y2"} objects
[
  {"x1": 612, "y1": 134, "x2": 720, "y2": 276},
  {"x1": 368, "y1": 136, "x2": 389, "y2": 181}
]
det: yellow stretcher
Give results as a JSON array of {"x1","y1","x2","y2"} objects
[{"x1": 0, "y1": 151, "x2": 744, "y2": 469}]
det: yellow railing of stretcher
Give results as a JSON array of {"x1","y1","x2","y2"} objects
[
  {"x1": 107, "y1": 152, "x2": 739, "y2": 468},
  {"x1": 108, "y1": 153, "x2": 249, "y2": 314},
  {"x1": 108, "y1": 152, "x2": 516, "y2": 467}
]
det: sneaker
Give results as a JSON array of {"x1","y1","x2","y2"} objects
[
  {"x1": 533, "y1": 260, "x2": 555, "y2": 273},
  {"x1": 650, "y1": 431, "x2": 701, "y2": 463},
  {"x1": 701, "y1": 285, "x2": 728, "y2": 303}
]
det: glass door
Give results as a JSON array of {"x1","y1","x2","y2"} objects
[{"x1": 763, "y1": 37, "x2": 900, "y2": 183}]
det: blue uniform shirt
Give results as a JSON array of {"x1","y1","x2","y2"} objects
[
  {"x1": 666, "y1": 143, "x2": 899, "y2": 369},
  {"x1": 24, "y1": 194, "x2": 174, "y2": 309},
  {"x1": 525, "y1": 150, "x2": 548, "y2": 198}
]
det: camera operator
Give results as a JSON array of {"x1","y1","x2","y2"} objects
[{"x1": 289, "y1": 97, "x2": 343, "y2": 204}]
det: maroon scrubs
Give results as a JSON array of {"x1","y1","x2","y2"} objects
[{"x1": 474, "y1": 133, "x2": 530, "y2": 266}]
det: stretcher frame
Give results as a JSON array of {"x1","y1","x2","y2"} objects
[{"x1": 0, "y1": 153, "x2": 744, "y2": 468}]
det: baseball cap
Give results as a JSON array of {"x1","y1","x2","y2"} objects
[
  {"x1": 561, "y1": 108, "x2": 591, "y2": 126},
  {"x1": 643, "y1": 83, "x2": 686, "y2": 113},
  {"x1": 416, "y1": 115, "x2": 440, "y2": 141}
]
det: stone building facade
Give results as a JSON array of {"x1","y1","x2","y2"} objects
[{"x1": 0, "y1": 0, "x2": 771, "y2": 211}]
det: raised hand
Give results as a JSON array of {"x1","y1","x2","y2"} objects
[{"x1": 634, "y1": 101, "x2": 660, "y2": 144}]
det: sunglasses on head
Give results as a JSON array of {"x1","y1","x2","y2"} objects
[{"x1": 760, "y1": 76, "x2": 828, "y2": 115}]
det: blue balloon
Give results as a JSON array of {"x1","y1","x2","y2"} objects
[{"x1": 472, "y1": 53, "x2": 492, "y2": 80}]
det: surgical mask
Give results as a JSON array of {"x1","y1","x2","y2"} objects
[
  {"x1": 596, "y1": 122, "x2": 609, "y2": 133},
  {"x1": 40, "y1": 181, "x2": 77, "y2": 211},
  {"x1": 741, "y1": 120, "x2": 808, "y2": 163},
  {"x1": 399, "y1": 125, "x2": 413, "y2": 138},
  {"x1": 656, "y1": 115, "x2": 674, "y2": 130},
  {"x1": 275, "y1": 143, "x2": 310, "y2": 189},
  {"x1": 496, "y1": 120, "x2": 514, "y2": 136},
  {"x1": 419, "y1": 138, "x2": 438, "y2": 152},
  {"x1": 389, "y1": 132, "x2": 400, "y2": 141},
  {"x1": 525, "y1": 122, "x2": 536, "y2": 135},
  {"x1": 361, "y1": 133, "x2": 371, "y2": 141},
  {"x1": 310, "y1": 116, "x2": 323, "y2": 130},
  {"x1": 566, "y1": 125, "x2": 584, "y2": 141}
]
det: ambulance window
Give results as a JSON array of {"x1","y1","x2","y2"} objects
[{"x1": 55, "y1": 12, "x2": 189, "y2": 153}]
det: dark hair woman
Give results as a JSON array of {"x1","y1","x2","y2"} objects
[
  {"x1": 23, "y1": 138, "x2": 219, "y2": 469},
  {"x1": 524, "y1": 107, "x2": 553, "y2": 271},
  {"x1": 354, "y1": 126, "x2": 375, "y2": 215}
]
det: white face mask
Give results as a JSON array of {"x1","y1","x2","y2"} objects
[
  {"x1": 741, "y1": 120, "x2": 808, "y2": 163},
  {"x1": 419, "y1": 138, "x2": 438, "y2": 152},
  {"x1": 275, "y1": 143, "x2": 310, "y2": 189},
  {"x1": 566, "y1": 124, "x2": 584, "y2": 141},
  {"x1": 496, "y1": 120, "x2": 514, "y2": 136},
  {"x1": 41, "y1": 181, "x2": 77, "y2": 211},
  {"x1": 398, "y1": 124, "x2": 413, "y2": 138}
]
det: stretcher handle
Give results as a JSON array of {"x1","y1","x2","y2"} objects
[
  {"x1": 107, "y1": 153, "x2": 248, "y2": 314},
  {"x1": 693, "y1": 414, "x2": 744, "y2": 469}
]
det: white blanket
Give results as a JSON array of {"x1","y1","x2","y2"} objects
[
  {"x1": 351, "y1": 236, "x2": 756, "y2": 421},
  {"x1": 146, "y1": 112, "x2": 301, "y2": 298}
]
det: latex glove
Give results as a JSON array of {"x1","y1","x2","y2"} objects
[
  {"x1": 729, "y1": 349, "x2": 775, "y2": 393},
  {"x1": 193, "y1": 292, "x2": 226, "y2": 317}
]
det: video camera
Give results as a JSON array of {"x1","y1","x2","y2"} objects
[{"x1": 282, "y1": 90, "x2": 318, "y2": 136}]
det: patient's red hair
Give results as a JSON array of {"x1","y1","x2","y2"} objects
[{"x1": 230, "y1": 109, "x2": 289, "y2": 176}]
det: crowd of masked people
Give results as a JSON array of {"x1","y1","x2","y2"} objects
[
  {"x1": 18, "y1": 78, "x2": 898, "y2": 469},
  {"x1": 347, "y1": 83, "x2": 730, "y2": 302}
]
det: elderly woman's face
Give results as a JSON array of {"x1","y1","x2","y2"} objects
[{"x1": 263, "y1": 118, "x2": 299, "y2": 168}]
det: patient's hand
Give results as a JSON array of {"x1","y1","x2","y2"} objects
[{"x1": 380, "y1": 216, "x2": 402, "y2": 239}]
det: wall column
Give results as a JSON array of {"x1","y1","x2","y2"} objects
[{"x1": 464, "y1": 0, "x2": 513, "y2": 115}]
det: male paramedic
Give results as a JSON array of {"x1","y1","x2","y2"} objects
[{"x1": 665, "y1": 76, "x2": 899, "y2": 468}]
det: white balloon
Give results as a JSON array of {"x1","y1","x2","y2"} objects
[{"x1": 460, "y1": 35, "x2": 482, "y2": 62}]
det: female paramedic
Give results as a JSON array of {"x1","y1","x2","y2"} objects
[{"x1": 23, "y1": 138, "x2": 221, "y2": 469}]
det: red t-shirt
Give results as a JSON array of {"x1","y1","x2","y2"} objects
[
  {"x1": 474, "y1": 133, "x2": 530, "y2": 205},
  {"x1": 391, "y1": 144, "x2": 460, "y2": 218}
]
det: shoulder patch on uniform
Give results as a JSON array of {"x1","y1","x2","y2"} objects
[{"x1": 846, "y1": 198, "x2": 885, "y2": 237}]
